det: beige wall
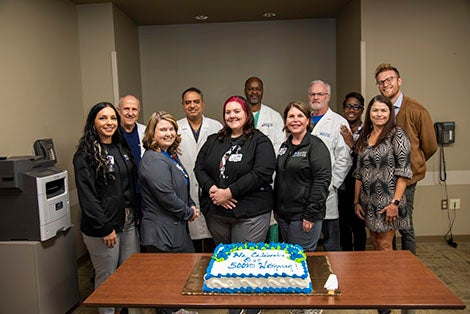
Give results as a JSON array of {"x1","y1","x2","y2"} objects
[
  {"x1": 77, "y1": 3, "x2": 115, "y2": 111},
  {"x1": 113, "y1": 5, "x2": 143, "y2": 110},
  {"x1": 139, "y1": 19, "x2": 337, "y2": 121},
  {"x1": 0, "y1": 0, "x2": 85, "y2": 256},
  {"x1": 336, "y1": 0, "x2": 362, "y2": 101},
  {"x1": 362, "y1": 0, "x2": 470, "y2": 235}
]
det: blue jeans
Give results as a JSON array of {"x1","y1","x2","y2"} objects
[
  {"x1": 322, "y1": 218, "x2": 341, "y2": 251},
  {"x1": 399, "y1": 183, "x2": 417, "y2": 254},
  {"x1": 277, "y1": 216, "x2": 323, "y2": 252}
]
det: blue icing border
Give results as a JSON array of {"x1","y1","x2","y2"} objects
[
  {"x1": 202, "y1": 282, "x2": 313, "y2": 294},
  {"x1": 203, "y1": 242, "x2": 312, "y2": 294}
]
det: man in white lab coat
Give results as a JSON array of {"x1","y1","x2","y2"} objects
[
  {"x1": 308, "y1": 80, "x2": 352, "y2": 251},
  {"x1": 177, "y1": 87, "x2": 222, "y2": 253},
  {"x1": 244, "y1": 77, "x2": 285, "y2": 154},
  {"x1": 244, "y1": 77, "x2": 285, "y2": 242}
]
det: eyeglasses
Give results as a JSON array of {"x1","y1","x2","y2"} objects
[
  {"x1": 344, "y1": 104, "x2": 363, "y2": 111},
  {"x1": 376, "y1": 76, "x2": 397, "y2": 87},
  {"x1": 308, "y1": 92, "x2": 329, "y2": 97}
]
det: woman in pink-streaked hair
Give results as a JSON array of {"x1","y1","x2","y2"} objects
[{"x1": 195, "y1": 95, "x2": 275, "y2": 245}]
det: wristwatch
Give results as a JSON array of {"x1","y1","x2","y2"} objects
[{"x1": 392, "y1": 199, "x2": 400, "y2": 206}]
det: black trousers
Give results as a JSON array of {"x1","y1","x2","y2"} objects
[{"x1": 338, "y1": 180, "x2": 367, "y2": 251}]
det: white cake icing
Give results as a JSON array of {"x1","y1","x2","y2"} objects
[{"x1": 203, "y1": 242, "x2": 312, "y2": 294}]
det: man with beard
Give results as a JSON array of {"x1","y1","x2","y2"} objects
[
  {"x1": 308, "y1": 80, "x2": 352, "y2": 251},
  {"x1": 177, "y1": 87, "x2": 222, "y2": 253},
  {"x1": 244, "y1": 77, "x2": 285, "y2": 242},
  {"x1": 244, "y1": 77, "x2": 285, "y2": 154},
  {"x1": 375, "y1": 63, "x2": 437, "y2": 255}
]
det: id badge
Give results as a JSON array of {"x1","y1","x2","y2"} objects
[
  {"x1": 229, "y1": 154, "x2": 242, "y2": 162},
  {"x1": 106, "y1": 155, "x2": 115, "y2": 172}
]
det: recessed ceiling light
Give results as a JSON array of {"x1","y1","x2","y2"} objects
[
  {"x1": 263, "y1": 12, "x2": 276, "y2": 18},
  {"x1": 195, "y1": 15, "x2": 208, "y2": 21}
]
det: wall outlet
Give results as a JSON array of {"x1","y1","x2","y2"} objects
[
  {"x1": 450, "y1": 198, "x2": 461, "y2": 210},
  {"x1": 441, "y1": 199, "x2": 448, "y2": 210}
]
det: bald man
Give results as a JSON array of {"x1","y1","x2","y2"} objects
[
  {"x1": 118, "y1": 95, "x2": 146, "y2": 163},
  {"x1": 118, "y1": 95, "x2": 146, "y2": 229}
]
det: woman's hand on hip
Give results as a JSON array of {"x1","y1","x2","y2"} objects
[{"x1": 380, "y1": 203, "x2": 399, "y2": 224}]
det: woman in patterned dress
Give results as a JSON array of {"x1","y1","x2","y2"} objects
[{"x1": 353, "y1": 95, "x2": 412, "y2": 251}]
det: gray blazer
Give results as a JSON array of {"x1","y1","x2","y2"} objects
[{"x1": 139, "y1": 149, "x2": 195, "y2": 252}]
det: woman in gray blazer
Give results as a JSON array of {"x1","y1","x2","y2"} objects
[{"x1": 139, "y1": 111, "x2": 199, "y2": 254}]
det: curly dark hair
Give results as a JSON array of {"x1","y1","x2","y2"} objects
[
  {"x1": 217, "y1": 95, "x2": 255, "y2": 141},
  {"x1": 77, "y1": 102, "x2": 130, "y2": 185}
]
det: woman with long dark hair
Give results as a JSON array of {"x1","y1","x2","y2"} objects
[
  {"x1": 354, "y1": 95, "x2": 412, "y2": 252},
  {"x1": 73, "y1": 102, "x2": 139, "y2": 314}
]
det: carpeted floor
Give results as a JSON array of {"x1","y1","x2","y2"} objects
[{"x1": 72, "y1": 241, "x2": 470, "y2": 314}]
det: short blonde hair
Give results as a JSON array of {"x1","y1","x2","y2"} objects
[{"x1": 142, "y1": 111, "x2": 181, "y2": 155}]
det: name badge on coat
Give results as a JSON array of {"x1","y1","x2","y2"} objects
[{"x1": 229, "y1": 154, "x2": 243, "y2": 162}]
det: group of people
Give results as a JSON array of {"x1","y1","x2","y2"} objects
[{"x1": 73, "y1": 64, "x2": 438, "y2": 314}]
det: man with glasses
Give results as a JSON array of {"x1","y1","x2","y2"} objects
[
  {"x1": 308, "y1": 80, "x2": 352, "y2": 251},
  {"x1": 375, "y1": 63, "x2": 437, "y2": 255}
]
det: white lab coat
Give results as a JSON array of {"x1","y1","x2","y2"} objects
[
  {"x1": 256, "y1": 104, "x2": 285, "y2": 225},
  {"x1": 177, "y1": 116, "x2": 223, "y2": 240},
  {"x1": 311, "y1": 108, "x2": 352, "y2": 219},
  {"x1": 256, "y1": 104, "x2": 286, "y2": 155},
  {"x1": 136, "y1": 122, "x2": 146, "y2": 157}
]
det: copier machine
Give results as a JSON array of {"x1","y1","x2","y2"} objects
[
  {"x1": 0, "y1": 155, "x2": 79, "y2": 314},
  {"x1": 0, "y1": 156, "x2": 71, "y2": 241}
]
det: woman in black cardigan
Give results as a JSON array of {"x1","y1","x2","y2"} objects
[
  {"x1": 73, "y1": 102, "x2": 139, "y2": 314},
  {"x1": 194, "y1": 95, "x2": 275, "y2": 245}
]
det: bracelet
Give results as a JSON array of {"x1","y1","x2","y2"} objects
[{"x1": 353, "y1": 203, "x2": 360, "y2": 207}]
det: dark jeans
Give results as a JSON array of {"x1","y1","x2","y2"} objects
[
  {"x1": 400, "y1": 183, "x2": 417, "y2": 254},
  {"x1": 278, "y1": 217, "x2": 323, "y2": 252},
  {"x1": 322, "y1": 218, "x2": 341, "y2": 251},
  {"x1": 393, "y1": 183, "x2": 417, "y2": 254}
]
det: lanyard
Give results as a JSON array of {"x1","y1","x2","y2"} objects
[
  {"x1": 162, "y1": 150, "x2": 189, "y2": 184},
  {"x1": 219, "y1": 144, "x2": 241, "y2": 179}
]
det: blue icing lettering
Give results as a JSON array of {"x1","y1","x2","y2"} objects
[
  {"x1": 257, "y1": 260, "x2": 293, "y2": 272},
  {"x1": 228, "y1": 261, "x2": 255, "y2": 269}
]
